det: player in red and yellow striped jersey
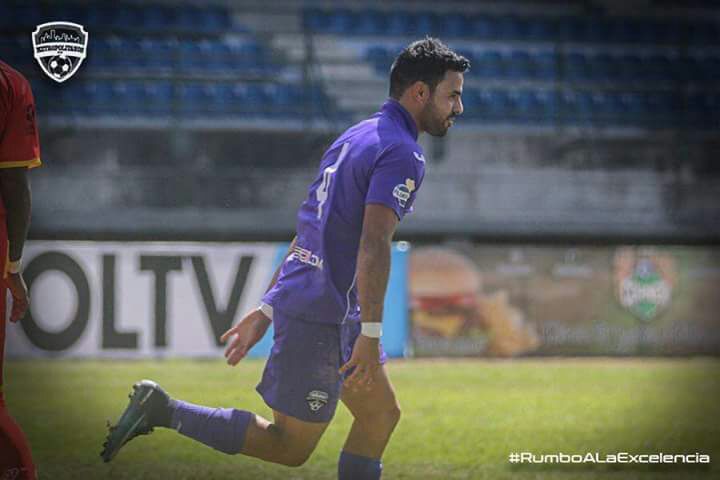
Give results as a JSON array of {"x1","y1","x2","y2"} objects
[{"x1": 0, "y1": 59, "x2": 41, "y2": 480}]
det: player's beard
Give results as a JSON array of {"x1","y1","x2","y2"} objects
[{"x1": 421, "y1": 98, "x2": 453, "y2": 137}]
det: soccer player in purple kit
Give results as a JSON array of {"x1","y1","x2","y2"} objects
[{"x1": 102, "y1": 38, "x2": 469, "y2": 479}]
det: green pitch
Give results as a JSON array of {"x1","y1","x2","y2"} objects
[{"x1": 5, "y1": 358, "x2": 720, "y2": 480}]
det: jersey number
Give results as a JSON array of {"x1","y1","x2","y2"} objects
[{"x1": 316, "y1": 142, "x2": 350, "y2": 219}]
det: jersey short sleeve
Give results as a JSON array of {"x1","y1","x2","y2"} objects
[
  {"x1": 0, "y1": 67, "x2": 41, "y2": 169},
  {"x1": 365, "y1": 143, "x2": 423, "y2": 221}
]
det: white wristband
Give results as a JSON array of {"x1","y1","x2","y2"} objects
[
  {"x1": 360, "y1": 322, "x2": 382, "y2": 338},
  {"x1": 257, "y1": 302, "x2": 274, "y2": 321},
  {"x1": 8, "y1": 259, "x2": 21, "y2": 274}
]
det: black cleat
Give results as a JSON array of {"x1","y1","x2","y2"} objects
[{"x1": 100, "y1": 380, "x2": 172, "y2": 463}]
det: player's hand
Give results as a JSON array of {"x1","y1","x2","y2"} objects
[
  {"x1": 5, "y1": 272, "x2": 29, "y2": 323},
  {"x1": 220, "y1": 309, "x2": 271, "y2": 366},
  {"x1": 339, "y1": 334, "x2": 381, "y2": 392}
]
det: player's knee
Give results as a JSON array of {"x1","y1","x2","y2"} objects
[
  {"x1": 386, "y1": 403, "x2": 402, "y2": 428},
  {"x1": 357, "y1": 402, "x2": 401, "y2": 430}
]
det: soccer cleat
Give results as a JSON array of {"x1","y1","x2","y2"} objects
[{"x1": 100, "y1": 380, "x2": 172, "y2": 463}]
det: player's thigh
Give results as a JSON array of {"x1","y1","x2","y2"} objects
[{"x1": 340, "y1": 365, "x2": 400, "y2": 421}]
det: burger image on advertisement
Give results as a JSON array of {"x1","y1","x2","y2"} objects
[
  {"x1": 409, "y1": 247, "x2": 540, "y2": 357},
  {"x1": 409, "y1": 247, "x2": 483, "y2": 339}
]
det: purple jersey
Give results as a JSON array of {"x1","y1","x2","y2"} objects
[{"x1": 262, "y1": 99, "x2": 425, "y2": 324}]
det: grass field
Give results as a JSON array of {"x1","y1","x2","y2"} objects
[{"x1": 5, "y1": 358, "x2": 720, "y2": 480}]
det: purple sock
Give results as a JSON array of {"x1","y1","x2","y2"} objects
[
  {"x1": 338, "y1": 451, "x2": 382, "y2": 480},
  {"x1": 169, "y1": 400, "x2": 253, "y2": 455}
]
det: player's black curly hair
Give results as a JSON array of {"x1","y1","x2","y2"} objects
[{"x1": 389, "y1": 37, "x2": 470, "y2": 99}]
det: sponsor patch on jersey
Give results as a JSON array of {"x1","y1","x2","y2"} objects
[{"x1": 392, "y1": 178, "x2": 416, "y2": 208}]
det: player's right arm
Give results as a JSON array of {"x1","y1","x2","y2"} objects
[
  {"x1": 339, "y1": 204, "x2": 398, "y2": 390},
  {"x1": 220, "y1": 235, "x2": 297, "y2": 365}
]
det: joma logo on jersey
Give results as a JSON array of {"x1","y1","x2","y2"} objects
[
  {"x1": 392, "y1": 178, "x2": 416, "y2": 208},
  {"x1": 289, "y1": 245, "x2": 324, "y2": 269}
]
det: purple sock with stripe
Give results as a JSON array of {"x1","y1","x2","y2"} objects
[
  {"x1": 169, "y1": 400, "x2": 253, "y2": 455},
  {"x1": 338, "y1": 451, "x2": 382, "y2": 479}
]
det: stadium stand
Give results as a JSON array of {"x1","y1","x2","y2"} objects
[{"x1": 0, "y1": 0, "x2": 717, "y2": 241}]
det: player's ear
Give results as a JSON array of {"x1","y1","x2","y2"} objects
[{"x1": 411, "y1": 81, "x2": 430, "y2": 105}]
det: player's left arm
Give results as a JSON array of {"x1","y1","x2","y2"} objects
[
  {"x1": 0, "y1": 168, "x2": 31, "y2": 263},
  {"x1": 0, "y1": 167, "x2": 32, "y2": 322},
  {"x1": 0, "y1": 71, "x2": 40, "y2": 323},
  {"x1": 339, "y1": 203, "x2": 398, "y2": 390}
]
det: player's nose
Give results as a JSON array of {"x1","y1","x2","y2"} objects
[{"x1": 455, "y1": 97, "x2": 464, "y2": 116}]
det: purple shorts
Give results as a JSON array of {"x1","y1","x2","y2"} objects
[{"x1": 256, "y1": 307, "x2": 388, "y2": 423}]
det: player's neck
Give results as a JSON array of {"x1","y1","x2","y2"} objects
[{"x1": 396, "y1": 98, "x2": 423, "y2": 135}]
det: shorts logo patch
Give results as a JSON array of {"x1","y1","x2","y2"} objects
[
  {"x1": 306, "y1": 390, "x2": 329, "y2": 412},
  {"x1": 392, "y1": 178, "x2": 416, "y2": 208}
]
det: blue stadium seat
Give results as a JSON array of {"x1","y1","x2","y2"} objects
[
  {"x1": 701, "y1": 56, "x2": 720, "y2": 82},
  {"x1": 326, "y1": 9, "x2": 355, "y2": 35},
  {"x1": 141, "y1": 38, "x2": 176, "y2": 70},
  {"x1": 617, "y1": 55, "x2": 642, "y2": 81},
  {"x1": 559, "y1": 17, "x2": 587, "y2": 42},
  {"x1": 49, "y1": 4, "x2": 89, "y2": 26},
  {"x1": 178, "y1": 41, "x2": 203, "y2": 71},
  {"x1": 366, "y1": 46, "x2": 388, "y2": 65},
  {"x1": 508, "y1": 51, "x2": 532, "y2": 79},
  {"x1": 0, "y1": 4, "x2": 10, "y2": 29},
  {"x1": 0, "y1": 36, "x2": 32, "y2": 68},
  {"x1": 476, "y1": 90, "x2": 512, "y2": 121},
  {"x1": 535, "y1": 90, "x2": 560, "y2": 120},
  {"x1": 561, "y1": 91, "x2": 593, "y2": 125},
  {"x1": 475, "y1": 51, "x2": 504, "y2": 78},
  {"x1": 83, "y1": 81, "x2": 115, "y2": 115},
  {"x1": 386, "y1": 12, "x2": 412, "y2": 36},
  {"x1": 85, "y1": 6, "x2": 115, "y2": 30},
  {"x1": 176, "y1": 5, "x2": 209, "y2": 32},
  {"x1": 439, "y1": 14, "x2": 470, "y2": 38},
  {"x1": 471, "y1": 15, "x2": 501, "y2": 39},
  {"x1": 510, "y1": 90, "x2": 543, "y2": 122},
  {"x1": 565, "y1": 53, "x2": 590, "y2": 81},
  {"x1": 111, "y1": 5, "x2": 143, "y2": 30},
  {"x1": 177, "y1": 83, "x2": 215, "y2": 114},
  {"x1": 644, "y1": 92, "x2": 676, "y2": 127},
  {"x1": 10, "y1": 5, "x2": 42, "y2": 29},
  {"x1": 143, "y1": 5, "x2": 175, "y2": 31},
  {"x1": 526, "y1": 17, "x2": 559, "y2": 41},
  {"x1": 143, "y1": 81, "x2": 173, "y2": 115},
  {"x1": 303, "y1": 8, "x2": 328, "y2": 32},
  {"x1": 202, "y1": 6, "x2": 231, "y2": 32},
  {"x1": 414, "y1": 13, "x2": 440, "y2": 36},
  {"x1": 535, "y1": 52, "x2": 557, "y2": 79},
  {"x1": 268, "y1": 84, "x2": 304, "y2": 117},
  {"x1": 354, "y1": 10, "x2": 385, "y2": 36},
  {"x1": 114, "y1": 81, "x2": 149, "y2": 114},
  {"x1": 638, "y1": 55, "x2": 662, "y2": 81}
]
